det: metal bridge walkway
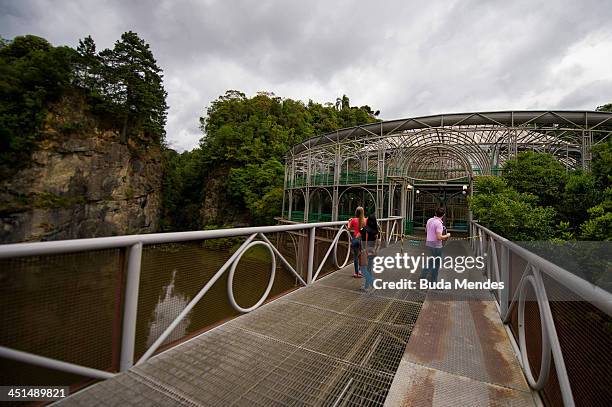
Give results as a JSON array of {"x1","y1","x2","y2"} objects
[{"x1": 57, "y1": 242, "x2": 537, "y2": 407}]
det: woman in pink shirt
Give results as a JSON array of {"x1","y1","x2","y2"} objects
[{"x1": 347, "y1": 207, "x2": 365, "y2": 278}]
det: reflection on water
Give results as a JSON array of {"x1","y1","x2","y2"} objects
[
  {"x1": 146, "y1": 269, "x2": 190, "y2": 348},
  {"x1": 134, "y1": 241, "x2": 301, "y2": 358}
]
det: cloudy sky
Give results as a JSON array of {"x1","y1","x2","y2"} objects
[{"x1": 2, "y1": 0, "x2": 612, "y2": 151}]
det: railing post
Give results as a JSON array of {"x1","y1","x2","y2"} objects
[
  {"x1": 120, "y1": 242, "x2": 143, "y2": 371},
  {"x1": 500, "y1": 244, "x2": 510, "y2": 317},
  {"x1": 385, "y1": 220, "x2": 390, "y2": 247},
  {"x1": 306, "y1": 227, "x2": 316, "y2": 284}
]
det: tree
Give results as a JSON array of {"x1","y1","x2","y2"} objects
[
  {"x1": 472, "y1": 175, "x2": 507, "y2": 195},
  {"x1": 596, "y1": 103, "x2": 612, "y2": 112},
  {"x1": 591, "y1": 139, "x2": 612, "y2": 188},
  {"x1": 581, "y1": 188, "x2": 612, "y2": 241},
  {"x1": 502, "y1": 151, "x2": 567, "y2": 208},
  {"x1": 558, "y1": 171, "x2": 600, "y2": 230},
  {"x1": 98, "y1": 31, "x2": 168, "y2": 144},
  {"x1": 74, "y1": 35, "x2": 102, "y2": 96},
  {"x1": 1, "y1": 32, "x2": 168, "y2": 176},
  {"x1": 0, "y1": 35, "x2": 77, "y2": 174},
  {"x1": 469, "y1": 176, "x2": 557, "y2": 240},
  {"x1": 227, "y1": 159, "x2": 285, "y2": 224},
  {"x1": 159, "y1": 147, "x2": 206, "y2": 231},
  {"x1": 189, "y1": 90, "x2": 380, "y2": 227}
]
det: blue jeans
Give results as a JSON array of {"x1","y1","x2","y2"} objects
[
  {"x1": 360, "y1": 241, "x2": 376, "y2": 289},
  {"x1": 351, "y1": 237, "x2": 361, "y2": 274},
  {"x1": 360, "y1": 255, "x2": 375, "y2": 289},
  {"x1": 420, "y1": 246, "x2": 443, "y2": 283}
]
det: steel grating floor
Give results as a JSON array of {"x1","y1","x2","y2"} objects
[
  {"x1": 57, "y1": 241, "x2": 536, "y2": 407},
  {"x1": 384, "y1": 242, "x2": 538, "y2": 407},
  {"x1": 58, "y1": 243, "x2": 423, "y2": 407}
]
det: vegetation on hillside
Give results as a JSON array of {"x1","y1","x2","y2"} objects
[
  {"x1": 2, "y1": 33, "x2": 609, "y2": 241},
  {"x1": 470, "y1": 143, "x2": 612, "y2": 241},
  {"x1": 0, "y1": 33, "x2": 167, "y2": 177},
  {"x1": 159, "y1": 91, "x2": 380, "y2": 230},
  {"x1": 0, "y1": 33, "x2": 380, "y2": 232}
]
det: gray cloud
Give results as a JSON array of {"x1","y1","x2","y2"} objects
[
  {"x1": 2, "y1": 0, "x2": 611, "y2": 151},
  {"x1": 556, "y1": 80, "x2": 612, "y2": 109}
]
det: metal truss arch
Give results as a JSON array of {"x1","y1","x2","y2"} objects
[{"x1": 283, "y1": 110, "x2": 612, "y2": 223}]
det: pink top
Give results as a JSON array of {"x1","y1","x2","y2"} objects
[{"x1": 425, "y1": 216, "x2": 444, "y2": 248}]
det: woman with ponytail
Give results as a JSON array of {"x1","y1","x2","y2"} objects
[
  {"x1": 359, "y1": 214, "x2": 381, "y2": 292},
  {"x1": 347, "y1": 206, "x2": 365, "y2": 278}
]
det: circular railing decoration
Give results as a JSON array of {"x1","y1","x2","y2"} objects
[
  {"x1": 518, "y1": 271, "x2": 552, "y2": 390},
  {"x1": 227, "y1": 241, "x2": 276, "y2": 313},
  {"x1": 333, "y1": 228, "x2": 352, "y2": 269}
]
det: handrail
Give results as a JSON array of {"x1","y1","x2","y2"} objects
[
  {"x1": 0, "y1": 217, "x2": 402, "y2": 258},
  {"x1": 0, "y1": 216, "x2": 402, "y2": 381},
  {"x1": 470, "y1": 221, "x2": 612, "y2": 407},
  {"x1": 472, "y1": 222, "x2": 612, "y2": 315},
  {"x1": 0, "y1": 346, "x2": 115, "y2": 380}
]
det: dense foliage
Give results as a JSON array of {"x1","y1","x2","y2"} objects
[
  {"x1": 160, "y1": 91, "x2": 380, "y2": 230},
  {"x1": 0, "y1": 36, "x2": 76, "y2": 171},
  {"x1": 76, "y1": 32, "x2": 168, "y2": 143},
  {"x1": 470, "y1": 145, "x2": 612, "y2": 241},
  {"x1": 469, "y1": 177, "x2": 557, "y2": 240},
  {"x1": 502, "y1": 151, "x2": 567, "y2": 208},
  {"x1": 3, "y1": 33, "x2": 609, "y2": 240},
  {"x1": 160, "y1": 148, "x2": 206, "y2": 230},
  {"x1": 0, "y1": 33, "x2": 167, "y2": 176}
]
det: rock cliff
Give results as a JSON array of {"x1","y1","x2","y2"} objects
[
  {"x1": 0, "y1": 93, "x2": 162, "y2": 243},
  {"x1": 199, "y1": 164, "x2": 251, "y2": 228}
]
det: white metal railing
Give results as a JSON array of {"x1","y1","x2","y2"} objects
[
  {"x1": 470, "y1": 222, "x2": 612, "y2": 407},
  {"x1": 0, "y1": 216, "x2": 401, "y2": 381}
]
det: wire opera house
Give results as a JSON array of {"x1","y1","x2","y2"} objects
[{"x1": 281, "y1": 111, "x2": 612, "y2": 233}]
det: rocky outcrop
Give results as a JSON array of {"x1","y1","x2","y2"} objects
[
  {"x1": 0, "y1": 93, "x2": 162, "y2": 243},
  {"x1": 199, "y1": 165, "x2": 251, "y2": 227}
]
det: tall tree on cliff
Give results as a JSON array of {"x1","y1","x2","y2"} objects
[
  {"x1": 74, "y1": 35, "x2": 100, "y2": 94},
  {"x1": 98, "y1": 31, "x2": 167, "y2": 144}
]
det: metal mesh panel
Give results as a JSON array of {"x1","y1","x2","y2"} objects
[
  {"x1": 510, "y1": 294, "x2": 543, "y2": 388},
  {"x1": 287, "y1": 284, "x2": 362, "y2": 312},
  {"x1": 542, "y1": 274, "x2": 612, "y2": 407},
  {"x1": 507, "y1": 280, "x2": 543, "y2": 387},
  {"x1": 301, "y1": 312, "x2": 413, "y2": 374},
  {"x1": 314, "y1": 226, "x2": 344, "y2": 280},
  {"x1": 490, "y1": 239, "x2": 503, "y2": 302},
  {"x1": 237, "y1": 348, "x2": 394, "y2": 406},
  {"x1": 509, "y1": 272, "x2": 612, "y2": 406},
  {"x1": 319, "y1": 270, "x2": 365, "y2": 291},
  {"x1": 283, "y1": 230, "x2": 311, "y2": 282},
  {"x1": 124, "y1": 324, "x2": 298, "y2": 407},
  {"x1": 386, "y1": 361, "x2": 536, "y2": 407},
  {"x1": 268, "y1": 231, "x2": 300, "y2": 275},
  {"x1": 0, "y1": 249, "x2": 124, "y2": 388},
  {"x1": 231, "y1": 299, "x2": 337, "y2": 346},
  {"x1": 135, "y1": 237, "x2": 304, "y2": 359},
  {"x1": 508, "y1": 250, "x2": 528, "y2": 304},
  {"x1": 343, "y1": 296, "x2": 421, "y2": 326},
  {"x1": 135, "y1": 241, "x2": 236, "y2": 359},
  {"x1": 57, "y1": 241, "x2": 423, "y2": 406}
]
